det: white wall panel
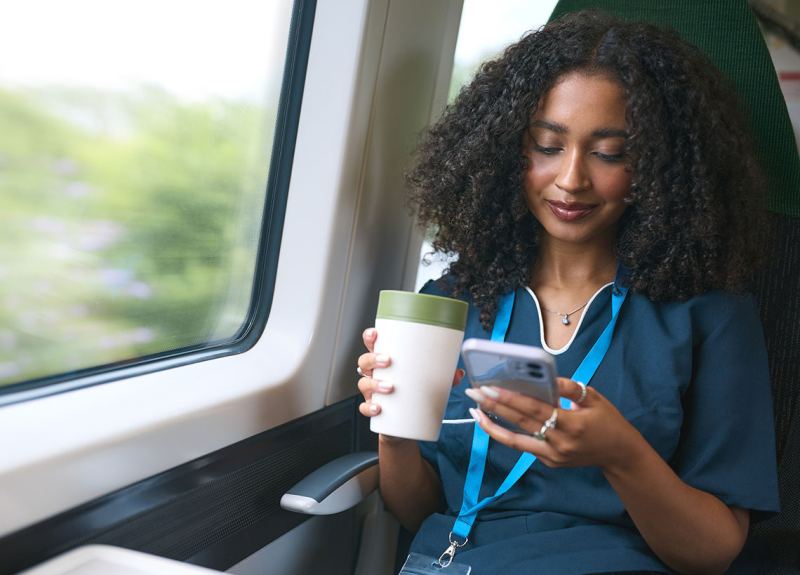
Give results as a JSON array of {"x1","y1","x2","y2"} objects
[{"x1": 326, "y1": 0, "x2": 463, "y2": 406}]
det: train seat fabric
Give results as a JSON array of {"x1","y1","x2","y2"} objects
[
  {"x1": 749, "y1": 213, "x2": 800, "y2": 571},
  {"x1": 547, "y1": 0, "x2": 800, "y2": 571}
]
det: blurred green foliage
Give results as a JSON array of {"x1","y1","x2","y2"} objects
[{"x1": 0, "y1": 86, "x2": 275, "y2": 387}]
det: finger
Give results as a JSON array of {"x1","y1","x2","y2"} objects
[
  {"x1": 557, "y1": 378, "x2": 584, "y2": 408},
  {"x1": 359, "y1": 401, "x2": 381, "y2": 417},
  {"x1": 362, "y1": 328, "x2": 377, "y2": 353},
  {"x1": 464, "y1": 386, "x2": 554, "y2": 434},
  {"x1": 358, "y1": 377, "x2": 394, "y2": 401},
  {"x1": 468, "y1": 407, "x2": 561, "y2": 463},
  {"x1": 357, "y1": 352, "x2": 391, "y2": 377},
  {"x1": 452, "y1": 368, "x2": 466, "y2": 387},
  {"x1": 556, "y1": 377, "x2": 597, "y2": 408}
]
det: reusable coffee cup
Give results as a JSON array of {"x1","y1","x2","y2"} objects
[{"x1": 370, "y1": 290, "x2": 468, "y2": 441}]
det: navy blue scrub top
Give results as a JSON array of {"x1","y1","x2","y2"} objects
[{"x1": 411, "y1": 279, "x2": 780, "y2": 574}]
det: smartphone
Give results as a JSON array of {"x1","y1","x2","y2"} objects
[{"x1": 461, "y1": 338, "x2": 558, "y2": 433}]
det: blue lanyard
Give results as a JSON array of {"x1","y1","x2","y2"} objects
[{"x1": 451, "y1": 283, "x2": 628, "y2": 542}]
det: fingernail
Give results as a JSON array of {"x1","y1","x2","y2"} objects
[
  {"x1": 377, "y1": 381, "x2": 393, "y2": 391},
  {"x1": 464, "y1": 388, "x2": 484, "y2": 403},
  {"x1": 369, "y1": 403, "x2": 379, "y2": 414},
  {"x1": 366, "y1": 328, "x2": 375, "y2": 338},
  {"x1": 376, "y1": 354, "x2": 390, "y2": 365},
  {"x1": 469, "y1": 407, "x2": 481, "y2": 422},
  {"x1": 480, "y1": 386, "x2": 500, "y2": 399}
]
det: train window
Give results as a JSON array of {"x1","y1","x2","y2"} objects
[
  {"x1": 0, "y1": 1, "x2": 295, "y2": 393},
  {"x1": 414, "y1": 0, "x2": 559, "y2": 292}
]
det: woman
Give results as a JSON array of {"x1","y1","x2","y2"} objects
[{"x1": 358, "y1": 11, "x2": 780, "y2": 574}]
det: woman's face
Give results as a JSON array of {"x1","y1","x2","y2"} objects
[{"x1": 523, "y1": 72, "x2": 631, "y2": 247}]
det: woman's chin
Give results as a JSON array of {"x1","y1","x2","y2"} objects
[{"x1": 539, "y1": 223, "x2": 602, "y2": 245}]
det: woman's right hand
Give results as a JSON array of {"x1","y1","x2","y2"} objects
[
  {"x1": 357, "y1": 327, "x2": 465, "y2": 419},
  {"x1": 357, "y1": 328, "x2": 393, "y2": 418},
  {"x1": 358, "y1": 327, "x2": 459, "y2": 530}
]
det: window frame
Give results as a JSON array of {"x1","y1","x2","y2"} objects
[
  {"x1": 0, "y1": 0, "x2": 315, "y2": 407},
  {"x1": 0, "y1": 0, "x2": 465, "y2": 542},
  {"x1": 0, "y1": 0, "x2": 376, "y2": 538}
]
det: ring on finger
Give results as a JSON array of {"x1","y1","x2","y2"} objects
[
  {"x1": 545, "y1": 408, "x2": 558, "y2": 430},
  {"x1": 534, "y1": 408, "x2": 559, "y2": 441},
  {"x1": 357, "y1": 366, "x2": 367, "y2": 378},
  {"x1": 542, "y1": 407, "x2": 558, "y2": 430},
  {"x1": 575, "y1": 381, "x2": 587, "y2": 404}
]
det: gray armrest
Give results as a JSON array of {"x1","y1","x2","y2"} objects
[{"x1": 280, "y1": 452, "x2": 379, "y2": 515}]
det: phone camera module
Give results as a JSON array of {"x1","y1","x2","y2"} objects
[{"x1": 513, "y1": 360, "x2": 543, "y2": 381}]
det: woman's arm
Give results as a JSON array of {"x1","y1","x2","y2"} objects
[
  {"x1": 602, "y1": 429, "x2": 749, "y2": 574},
  {"x1": 357, "y1": 328, "x2": 459, "y2": 532},
  {"x1": 377, "y1": 435, "x2": 441, "y2": 532},
  {"x1": 465, "y1": 379, "x2": 749, "y2": 574}
]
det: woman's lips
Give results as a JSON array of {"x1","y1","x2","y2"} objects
[{"x1": 546, "y1": 200, "x2": 597, "y2": 221}]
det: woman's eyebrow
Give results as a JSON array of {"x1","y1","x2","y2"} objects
[
  {"x1": 530, "y1": 119, "x2": 567, "y2": 134},
  {"x1": 592, "y1": 127, "x2": 628, "y2": 139},
  {"x1": 529, "y1": 120, "x2": 627, "y2": 140}
]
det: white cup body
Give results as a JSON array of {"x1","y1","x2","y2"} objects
[{"x1": 370, "y1": 317, "x2": 464, "y2": 441}]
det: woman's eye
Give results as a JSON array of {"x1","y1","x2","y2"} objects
[
  {"x1": 596, "y1": 152, "x2": 624, "y2": 162},
  {"x1": 534, "y1": 145, "x2": 560, "y2": 155}
]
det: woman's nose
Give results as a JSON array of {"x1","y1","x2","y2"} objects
[{"x1": 554, "y1": 150, "x2": 590, "y2": 193}]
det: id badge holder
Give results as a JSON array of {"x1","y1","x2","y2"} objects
[{"x1": 399, "y1": 553, "x2": 471, "y2": 575}]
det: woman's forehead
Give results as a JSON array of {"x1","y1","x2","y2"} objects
[{"x1": 531, "y1": 73, "x2": 628, "y2": 133}]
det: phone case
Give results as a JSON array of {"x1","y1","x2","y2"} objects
[{"x1": 461, "y1": 339, "x2": 558, "y2": 433}]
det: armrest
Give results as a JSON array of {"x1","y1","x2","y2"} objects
[{"x1": 280, "y1": 451, "x2": 379, "y2": 515}]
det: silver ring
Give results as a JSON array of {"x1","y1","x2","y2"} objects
[
  {"x1": 534, "y1": 408, "x2": 558, "y2": 441},
  {"x1": 544, "y1": 408, "x2": 558, "y2": 430},
  {"x1": 356, "y1": 366, "x2": 367, "y2": 378},
  {"x1": 575, "y1": 381, "x2": 587, "y2": 404}
]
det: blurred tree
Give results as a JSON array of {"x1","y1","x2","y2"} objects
[{"x1": 0, "y1": 86, "x2": 275, "y2": 387}]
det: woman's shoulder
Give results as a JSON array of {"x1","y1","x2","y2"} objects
[
  {"x1": 420, "y1": 276, "x2": 495, "y2": 339},
  {"x1": 649, "y1": 288, "x2": 754, "y2": 313},
  {"x1": 628, "y1": 288, "x2": 760, "y2": 345},
  {"x1": 419, "y1": 275, "x2": 470, "y2": 302}
]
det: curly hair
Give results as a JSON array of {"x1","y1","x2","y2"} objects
[{"x1": 406, "y1": 10, "x2": 766, "y2": 330}]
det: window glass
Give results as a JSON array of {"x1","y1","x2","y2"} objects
[
  {"x1": 415, "y1": 0, "x2": 558, "y2": 292},
  {"x1": 0, "y1": 0, "x2": 294, "y2": 387}
]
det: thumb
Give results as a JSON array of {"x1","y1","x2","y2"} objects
[{"x1": 453, "y1": 369, "x2": 466, "y2": 387}]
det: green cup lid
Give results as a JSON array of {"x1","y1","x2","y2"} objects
[{"x1": 376, "y1": 290, "x2": 468, "y2": 331}]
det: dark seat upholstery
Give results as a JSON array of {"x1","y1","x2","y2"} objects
[
  {"x1": 547, "y1": 1, "x2": 800, "y2": 571},
  {"x1": 749, "y1": 214, "x2": 800, "y2": 572}
]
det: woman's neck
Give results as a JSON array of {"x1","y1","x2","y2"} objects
[{"x1": 531, "y1": 233, "x2": 618, "y2": 290}]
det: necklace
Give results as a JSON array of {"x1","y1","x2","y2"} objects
[{"x1": 542, "y1": 300, "x2": 590, "y2": 326}]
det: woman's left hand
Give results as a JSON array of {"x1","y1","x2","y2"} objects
[{"x1": 465, "y1": 378, "x2": 641, "y2": 471}]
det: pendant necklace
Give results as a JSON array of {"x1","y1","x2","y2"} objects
[{"x1": 542, "y1": 300, "x2": 589, "y2": 325}]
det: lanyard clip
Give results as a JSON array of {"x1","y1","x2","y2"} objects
[{"x1": 438, "y1": 532, "x2": 468, "y2": 568}]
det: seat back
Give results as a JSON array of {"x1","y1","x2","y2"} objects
[{"x1": 749, "y1": 212, "x2": 800, "y2": 571}]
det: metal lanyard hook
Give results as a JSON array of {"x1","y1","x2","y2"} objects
[{"x1": 438, "y1": 532, "x2": 468, "y2": 568}]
